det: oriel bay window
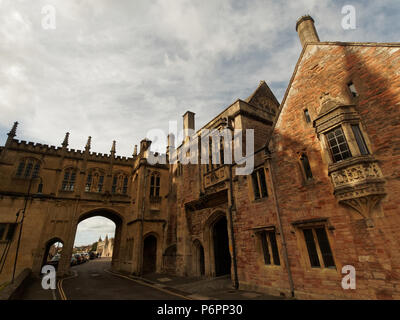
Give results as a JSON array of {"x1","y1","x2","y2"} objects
[
  {"x1": 325, "y1": 126, "x2": 352, "y2": 163},
  {"x1": 251, "y1": 167, "x2": 268, "y2": 200}
]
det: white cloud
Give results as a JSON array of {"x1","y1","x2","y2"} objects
[
  {"x1": 0, "y1": 0, "x2": 398, "y2": 157},
  {"x1": 74, "y1": 216, "x2": 116, "y2": 246}
]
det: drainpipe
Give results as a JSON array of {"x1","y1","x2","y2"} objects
[
  {"x1": 138, "y1": 166, "x2": 149, "y2": 276},
  {"x1": 266, "y1": 151, "x2": 295, "y2": 298},
  {"x1": 228, "y1": 163, "x2": 239, "y2": 290}
]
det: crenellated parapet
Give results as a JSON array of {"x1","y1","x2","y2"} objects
[{"x1": 7, "y1": 138, "x2": 135, "y2": 165}]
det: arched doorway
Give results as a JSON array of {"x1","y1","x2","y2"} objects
[
  {"x1": 212, "y1": 216, "x2": 231, "y2": 276},
  {"x1": 42, "y1": 238, "x2": 64, "y2": 270},
  {"x1": 193, "y1": 240, "x2": 205, "y2": 277},
  {"x1": 163, "y1": 244, "x2": 176, "y2": 274},
  {"x1": 143, "y1": 235, "x2": 157, "y2": 274}
]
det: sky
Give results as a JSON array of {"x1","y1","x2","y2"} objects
[
  {"x1": 1, "y1": 0, "x2": 399, "y2": 246},
  {"x1": 74, "y1": 216, "x2": 115, "y2": 247}
]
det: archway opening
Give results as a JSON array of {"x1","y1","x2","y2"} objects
[
  {"x1": 42, "y1": 238, "x2": 63, "y2": 270},
  {"x1": 72, "y1": 211, "x2": 120, "y2": 270},
  {"x1": 193, "y1": 240, "x2": 205, "y2": 277},
  {"x1": 212, "y1": 216, "x2": 231, "y2": 277},
  {"x1": 143, "y1": 235, "x2": 157, "y2": 274},
  {"x1": 163, "y1": 244, "x2": 177, "y2": 274}
]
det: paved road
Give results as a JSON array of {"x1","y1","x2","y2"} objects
[{"x1": 61, "y1": 258, "x2": 182, "y2": 300}]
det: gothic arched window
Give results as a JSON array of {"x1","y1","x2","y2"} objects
[
  {"x1": 15, "y1": 158, "x2": 41, "y2": 179},
  {"x1": 112, "y1": 172, "x2": 129, "y2": 194},
  {"x1": 85, "y1": 169, "x2": 105, "y2": 193},
  {"x1": 150, "y1": 172, "x2": 160, "y2": 197},
  {"x1": 62, "y1": 168, "x2": 77, "y2": 191}
]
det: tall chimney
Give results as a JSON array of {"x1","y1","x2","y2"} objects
[
  {"x1": 183, "y1": 111, "x2": 195, "y2": 141},
  {"x1": 296, "y1": 15, "x2": 320, "y2": 48}
]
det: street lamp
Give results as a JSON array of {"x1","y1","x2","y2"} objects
[{"x1": 11, "y1": 175, "x2": 43, "y2": 283}]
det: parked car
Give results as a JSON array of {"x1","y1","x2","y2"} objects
[
  {"x1": 81, "y1": 253, "x2": 88, "y2": 262},
  {"x1": 71, "y1": 255, "x2": 77, "y2": 266},
  {"x1": 84, "y1": 253, "x2": 90, "y2": 261},
  {"x1": 74, "y1": 253, "x2": 83, "y2": 264},
  {"x1": 89, "y1": 251, "x2": 96, "y2": 260}
]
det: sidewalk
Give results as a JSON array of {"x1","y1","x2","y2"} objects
[{"x1": 132, "y1": 273, "x2": 287, "y2": 300}]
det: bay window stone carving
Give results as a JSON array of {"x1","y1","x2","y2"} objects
[{"x1": 314, "y1": 94, "x2": 386, "y2": 227}]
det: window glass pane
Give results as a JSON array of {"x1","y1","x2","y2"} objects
[
  {"x1": 6, "y1": 224, "x2": 17, "y2": 241},
  {"x1": 351, "y1": 124, "x2": 369, "y2": 155},
  {"x1": 16, "y1": 162, "x2": 25, "y2": 177},
  {"x1": 32, "y1": 164, "x2": 40, "y2": 178},
  {"x1": 261, "y1": 232, "x2": 271, "y2": 265},
  {"x1": 258, "y1": 169, "x2": 268, "y2": 198},
  {"x1": 300, "y1": 154, "x2": 313, "y2": 180},
  {"x1": 268, "y1": 232, "x2": 280, "y2": 265},
  {"x1": 304, "y1": 109, "x2": 311, "y2": 123},
  {"x1": 24, "y1": 163, "x2": 33, "y2": 178},
  {"x1": 315, "y1": 228, "x2": 335, "y2": 268},
  {"x1": 303, "y1": 229, "x2": 320, "y2": 267},
  {"x1": 252, "y1": 172, "x2": 260, "y2": 200},
  {"x1": 326, "y1": 127, "x2": 352, "y2": 163}
]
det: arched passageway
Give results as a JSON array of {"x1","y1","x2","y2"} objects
[
  {"x1": 42, "y1": 238, "x2": 63, "y2": 270},
  {"x1": 193, "y1": 240, "x2": 205, "y2": 277},
  {"x1": 143, "y1": 235, "x2": 157, "y2": 274},
  {"x1": 212, "y1": 216, "x2": 231, "y2": 276}
]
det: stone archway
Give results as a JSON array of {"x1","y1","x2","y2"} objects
[
  {"x1": 143, "y1": 234, "x2": 157, "y2": 274},
  {"x1": 57, "y1": 208, "x2": 124, "y2": 277},
  {"x1": 212, "y1": 216, "x2": 231, "y2": 276},
  {"x1": 203, "y1": 210, "x2": 231, "y2": 277},
  {"x1": 41, "y1": 237, "x2": 64, "y2": 270},
  {"x1": 163, "y1": 244, "x2": 177, "y2": 274}
]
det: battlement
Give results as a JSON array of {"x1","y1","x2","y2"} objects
[{"x1": 7, "y1": 139, "x2": 134, "y2": 164}]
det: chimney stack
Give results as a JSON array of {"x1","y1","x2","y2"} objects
[
  {"x1": 183, "y1": 111, "x2": 195, "y2": 141},
  {"x1": 296, "y1": 15, "x2": 320, "y2": 48}
]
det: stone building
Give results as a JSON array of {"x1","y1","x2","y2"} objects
[
  {"x1": 0, "y1": 15, "x2": 399, "y2": 299},
  {"x1": 98, "y1": 235, "x2": 114, "y2": 258}
]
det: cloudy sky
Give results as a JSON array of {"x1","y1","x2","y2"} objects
[
  {"x1": 1, "y1": 0, "x2": 398, "y2": 245},
  {"x1": 74, "y1": 216, "x2": 115, "y2": 247}
]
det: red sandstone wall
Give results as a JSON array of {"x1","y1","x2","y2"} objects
[{"x1": 234, "y1": 43, "x2": 400, "y2": 299}]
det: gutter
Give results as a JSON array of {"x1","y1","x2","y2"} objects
[{"x1": 265, "y1": 150, "x2": 295, "y2": 298}]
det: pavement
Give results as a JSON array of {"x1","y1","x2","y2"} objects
[{"x1": 18, "y1": 258, "x2": 285, "y2": 300}]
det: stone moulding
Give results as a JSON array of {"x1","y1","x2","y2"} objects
[{"x1": 328, "y1": 156, "x2": 386, "y2": 227}]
